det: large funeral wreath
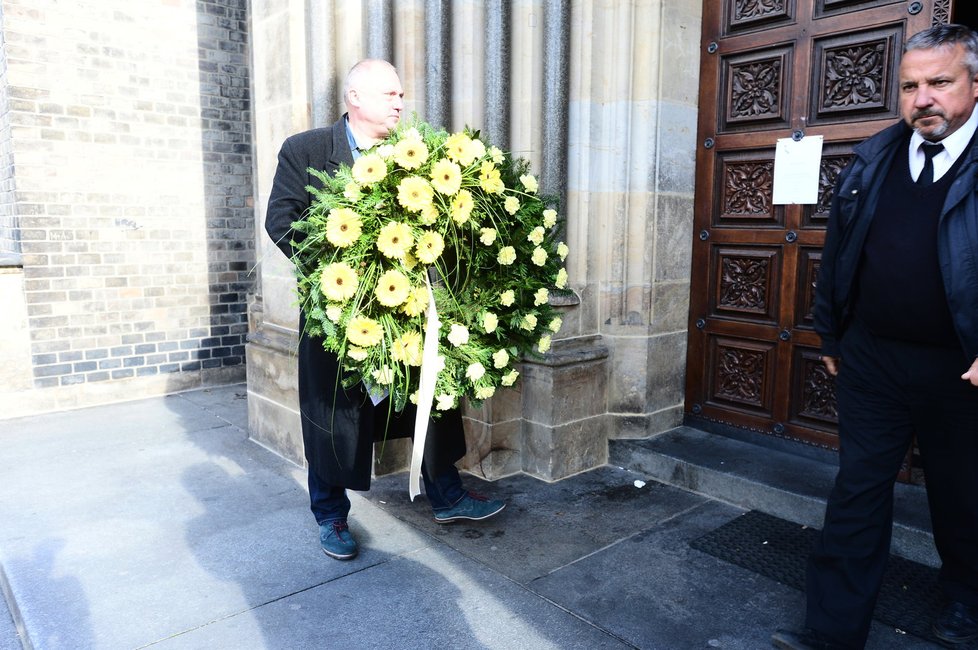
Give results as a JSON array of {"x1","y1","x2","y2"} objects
[{"x1": 290, "y1": 118, "x2": 569, "y2": 413}]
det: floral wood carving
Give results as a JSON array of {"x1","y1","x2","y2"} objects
[
  {"x1": 731, "y1": 60, "x2": 782, "y2": 118},
  {"x1": 800, "y1": 359, "x2": 838, "y2": 422},
  {"x1": 715, "y1": 346, "x2": 765, "y2": 406},
  {"x1": 823, "y1": 41, "x2": 886, "y2": 109},
  {"x1": 719, "y1": 256, "x2": 769, "y2": 312},
  {"x1": 815, "y1": 155, "x2": 852, "y2": 217},
  {"x1": 932, "y1": 0, "x2": 950, "y2": 26},
  {"x1": 724, "y1": 161, "x2": 773, "y2": 215},
  {"x1": 732, "y1": 0, "x2": 787, "y2": 22}
]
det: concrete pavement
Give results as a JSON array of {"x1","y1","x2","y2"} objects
[{"x1": 0, "y1": 384, "x2": 939, "y2": 649}]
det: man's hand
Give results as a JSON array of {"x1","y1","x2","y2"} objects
[
  {"x1": 822, "y1": 356, "x2": 840, "y2": 376},
  {"x1": 961, "y1": 357, "x2": 978, "y2": 386}
]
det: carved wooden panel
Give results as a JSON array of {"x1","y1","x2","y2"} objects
[
  {"x1": 720, "y1": 47, "x2": 792, "y2": 132},
  {"x1": 816, "y1": 0, "x2": 901, "y2": 18},
  {"x1": 794, "y1": 248, "x2": 821, "y2": 329},
  {"x1": 809, "y1": 26, "x2": 902, "y2": 125},
  {"x1": 716, "y1": 153, "x2": 782, "y2": 226},
  {"x1": 713, "y1": 247, "x2": 781, "y2": 323},
  {"x1": 709, "y1": 337, "x2": 775, "y2": 414},
  {"x1": 932, "y1": 0, "x2": 950, "y2": 25},
  {"x1": 725, "y1": 0, "x2": 794, "y2": 33},
  {"x1": 804, "y1": 150, "x2": 853, "y2": 227},
  {"x1": 790, "y1": 347, "x2": 838, "y2": 428}
]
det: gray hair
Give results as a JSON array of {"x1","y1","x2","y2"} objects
[
  {"x1": 342, "y1": 59, "x2": 397, "y2": 107},
  {"x1": 905, "y1": 24, "x2": 978, "y2": 77}
]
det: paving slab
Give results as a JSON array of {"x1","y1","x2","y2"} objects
[
  {"x1": 150, "y1": 545, "x2": 631, "y2": 650},
  {"x1": 364, "y1": 466, "x2": 709, "y2": 584},
  {"x1": 0, "y1": 586, "x2": 22, "y2": 650}
]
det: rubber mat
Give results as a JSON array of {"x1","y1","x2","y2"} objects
[{"x1": 690, "y1": 510, "x2": 976, "y2": 647}]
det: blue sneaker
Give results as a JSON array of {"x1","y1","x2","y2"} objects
[
  {"x1": 319, "y1": 519, "x2": 358, "y2": 560},
  {"x1": 433, "y1": 492, "x2": 506, "y2": 523}
]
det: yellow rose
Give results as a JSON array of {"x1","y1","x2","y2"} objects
[
  {"x1": 500, "y1": 290, "x2": 515, "y2": 306},
  {"x1": 537, "y1": 335, "x2": 552, "y2": 353},
  {"x1": 431, "y1": 158, "x2": 462, "y2": 196},
  {"x1": 346, "y1": 345, "x2": 368, "y2": 361},
  {"x1": 504, "y1": 196, "x2": 520, "y2": 215},
  {"x1": 520, "y1": 314, "x2": 538, "y2": 331},
  {"x1": 450, "y1": 189, "x2": 474, "y2": 224},
  {"x1": 501, "y1": 369, "x2": 519, "y2": 386},
  {"x1": 465, "y1": 362, "x2": 486, "y2": 382},
  {"x1": 320, "y1": 262, "x2": 359, "y2": 302},
  {"x1": 346, "y1": 316, "x2": 383, "y2": 347},
  {"x1": 397, "y1": 176, "x2": 434, "y2": 213},
  {"x1": 555, "y1": 267, "x2": 568, "y2": 289},
  {"x1": 483, "y1": 311, "x2": 498, "y2": 333},
  {"x1": 375, "y1": 269, "x2": 410, "y2": 307},
  {"x1": 479, "y1": 228, "x2": 497, "y2": 245},
  {"x1": 351, "y1": 153, "x2": 386, "y2": 185},
  {"x1": 531, "y1": 246, "x2": 548, "y2": 266},
  {"x1": 376, "y1": 221, "x2": 414, "y2": 259},
  {"x1": 447, "y1": 323, "x2": 470, "y2": 347},
  {"x1": 492, "y1": 348, "x2": 509, "y2": 369},
  {"x1": 475, "y1": 386, "x2": 496, "y2": 400},
  {"x1": 543, "y1": 209, "x2": 558, "y2": 228},
  {"x1": 325, "y1": 207, "x2": 362, "y2": 248},
  {"x1": 520, "y1": 174, "x2": 538, "y2": 193},
  {"x1": 497, "y1": 246, "x2": 516, "y2": 265},
  {"x1": 549, "y1": 317, "x2": 563, "y2": 333},
  {"x1": 401, "y1": 285, "x2": 429, "y2": 317},
  {"x1": 393, "y1": 138, "x2": 429, "y2": 170},
  {"x1": 534, "y1": 287, "x2": 549, "y2": 306},
  {"x1": 391, "y1": 330, "x2": 423, "y2": 366},
  {"x1": 416, "y1": 230, "x2": 445, "y2": 264},
  {"x1": 557, "y1": 242, "x2": 569, "y2": 261},
  {"x1": 527, "y1": 226, "x2": 545, "y2": 245}
]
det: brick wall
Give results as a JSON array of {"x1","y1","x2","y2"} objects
[{"x1": 1, "y1": 0, "x2": 253, "y2": 401}]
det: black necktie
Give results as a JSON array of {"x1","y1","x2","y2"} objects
[{"x1": 918, "y1": 142, "x2": 944, "y2": 185}]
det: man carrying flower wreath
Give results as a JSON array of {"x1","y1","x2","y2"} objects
[{"x1": 265, "y1": 59, "x2": 505, "y2": 561}]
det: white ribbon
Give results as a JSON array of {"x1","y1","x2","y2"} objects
[{"x1": 409, "y1": 273, "x2": 441, "y2": 500}]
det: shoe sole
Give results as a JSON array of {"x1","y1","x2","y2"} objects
[
  {"x1": 322, "y1": 547, "x2": 358, "y2": 560},
  {"x1": 932, "y1": 625, "x2": 978, "y2": 644},
  {"x1": 433, "y1": 502, "x2": 506, "y2": 524}
]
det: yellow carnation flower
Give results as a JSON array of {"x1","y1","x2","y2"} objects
[
  {"x1": 375, "y1": 269, "x2": 410, "y2": 307},
  {"x1": 520, "y1": 174, "x2": 538, "y2": 193},
  {"x1": 320, "y1": 262, "x2": 359, "y2": 302},
  {"x1": 416, "y1": 230, "x2": 445, "y2": 264},
  {"x1": 376, "y1": 221, "x2": 414, "y2": 259},
  {"x1": 450, "y1": 189, "x2": 474, "y2": 224},
  {"x1": 346, "y1": 346, "x2": 368, "y2": 361},
  {"x1": 537, "y1": 335, "x2": 552, "y2": 353},
  {"x1": 444, "y1": 132, "x2": 477, "y2": 166},
  {"x1": 344, "y1": 182, "x2": 362, "y2": 202},
  {"x1": 479, "y1": 227, "x2": 497, "y2": 245},
  {"x1": 543, "y1": 209, "x2": 558, "y2": 228},
  {"x1": 500, "y1": 290, "x2": 515, "y2": 306},
  {"x1": 501, "y1": 369, "x2": 519, "y2": 386},
  {"x1": 527, "y1": 226, "x2": 545, "y2": 245},
  {"x1": 401, "y1": 285, "x2": 429, "y2": 317},
  {"x1": 520, "y1": 313, "x2": 538, "y2": 331},
  {"x1": 497, "y1": 246, "x2": 516, "y2": 265},
  {"x1": 475, "y1": 386, "x2": 495, "y2": 400},
  {"x1": 504, "y1": 196, "x2": 520, "y2": 215},
  {"x1": 447, "y1": 323, "x2": 470, "y2": 347},
  {"x1": 557, "y1": 242, "x2": 569, "y2": 261},
  {"x1": 372, "y1": 365, "x2": 395, "y2": 385},
  {"x1": 465, "y1": 362, "x2": 486, "y2": 382},
  {"x1": 531, "y1": 246, "x2": 548, "y2": 266},
  {"x1": 534, "y1": 287, "x2": 549, "y2": 306},
  {"x1": 351, "y1": 153, "x2": 386, "y2": 185},
  {"x1": 391, "y1": 330, "x2": 423, "y2": 366},
  {"x1": 435, "y1": 393, "x2": 456, "y2": 411},
  {"x1": 489, "y1": 146, "x2": 504, "y2": 164},
  {"x1": 470, "y1": 138, "x2": 486, "y2": 160},
  {"x1": 492, "y1": 348, "x2": 509, "y2": 369},
  {"x1": 397, "y1": 176, "x2": 434, "y2": 213},
  {"x1": 376, "y1": 144, "x2": 394, "y2": 159},
  {"x1": 325, "y1": 208, "x2": 362, "y2": 248},
  {"x1": 555, "y1": 267, "x2": 568, "y2": 289},
  {"x1": 394, "y1": 138, "x2": 429, "y2": 170},
  {"x1": 326, "y1": 305, "x2": 343, "y2": 322},
  {"x1": 483, "y1": 311, "x2": 498, "y2": 333},
  {"x1": 549, "y1": 317, "x2": 563, "y2": 333},
  {"x1": 346, "y1": 316, "x2": 383, "y2": 347},
  {"x1": 431, "y1": 158, "x2": 462, "y2": 196}
]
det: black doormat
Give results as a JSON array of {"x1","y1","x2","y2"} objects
[{"x1": 690, "y1": 510, "x2": 975, "y2": 647}]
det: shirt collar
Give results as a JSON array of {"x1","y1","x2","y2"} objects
[
  {"x1": 910, "y1": 103, "x2": 978, "y2": 160},
  {"x1": 344, "y1": 115, "x2": 380, "y2": 156}
]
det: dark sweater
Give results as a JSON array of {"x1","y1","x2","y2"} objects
[{"x1": 854, "y1": 136, "x2": 963, "y2": 347}]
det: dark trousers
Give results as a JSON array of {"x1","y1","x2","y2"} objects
[{"x1": 805, "y1": 319, "x2": 978, "y2": 647}]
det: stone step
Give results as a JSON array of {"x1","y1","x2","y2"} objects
[{"x1": 609, "y1": 426, "x2": 939, "y2": 568}]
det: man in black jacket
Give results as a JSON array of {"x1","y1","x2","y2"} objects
[
  {"x1": 773, "y1": 24, "x2": 978, "y2": 650},
  {"x1": 265, "y1": 59, "x2": 504, "y2": 561}
]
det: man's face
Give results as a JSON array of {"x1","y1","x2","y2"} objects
[
  {"x1": 899, "y1": 43, "x2": 978, "y2": 141},
  {"x1": 348, "y1": 65, "x2": 404, "y2": 139}
]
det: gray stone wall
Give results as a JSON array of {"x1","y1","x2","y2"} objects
[
  {"x1": 0, "y1": 7, "x2": 16, "y2": 257},
  {"x1": 0, "y1": 0, "x2": 253, "y2": 416}
]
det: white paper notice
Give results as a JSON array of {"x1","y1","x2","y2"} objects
[{"x1": 773, "y1": 135, "x2": 824, "y2": 205}]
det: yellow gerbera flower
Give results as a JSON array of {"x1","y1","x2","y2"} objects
[
  {"x1": 401, "y1": 285, "x2": 429, "y2": 317},
  {"x1": 351, "y1": 153, "x2": 386, "y2": 185},
  {"x1": 497, "y1": 246, "x2": 516, "y2": 265},
  {"x1": 479, "y1": 161, "x2": 504, "y2": 194},
  {"x1": 346, "y1": 315, "x2": 383, "y2": 347},
  {"x1": 391, "y1": 330, "x2": 423, "y2": 366},
  {"x1": 431, "y1": 158, "x2": 462, "y2": 196},
  {"x1": 397, "y1": 176, "x2": 434, "y2": 213},
  {"x1": 375, "y1": 269, "x2": 410, "y2": 307},
  {"x1": 320, "y1": 262, "x2": 359, "y2": 302},
  {"x1": 325, "y1": 207, "x2": 362, "y2": 248},
  {"x1": 415, "y1": 230, "x2": 445, "y2": 264},
  {"x1": 450, "y1": 189, "x2": 474, "y2": 224},
  {"x1": 444, "y1": 132, "x2": 477, "y2": 166},
  {"x1": 394, "y1": 138, "x2": 429, "y2": 170},
  {"x1": 376, "y1": 221, "x2": 414, "y2": 259}
]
